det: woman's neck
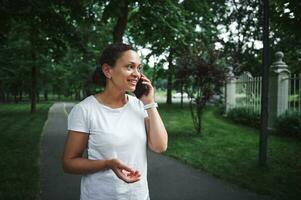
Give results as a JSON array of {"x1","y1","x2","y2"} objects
[{"x1": 96, "y1": 89, "x2": 127, "y2": 108}]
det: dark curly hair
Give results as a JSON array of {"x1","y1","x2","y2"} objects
[{"x1": 93, "y1": 43, "x2": 135, "y2": 86}]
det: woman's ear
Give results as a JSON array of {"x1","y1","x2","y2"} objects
[{"x1": 101, "y1": 64, "x2": 112, "y2": 79}]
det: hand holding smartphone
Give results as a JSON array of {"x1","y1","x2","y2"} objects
[{"x1": 133, "y1": 76, "x2": 149, "y2": 99}]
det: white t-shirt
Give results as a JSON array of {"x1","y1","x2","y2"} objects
[{"x1": 68, "y1": 94, "x2": 150, "y2": 200}]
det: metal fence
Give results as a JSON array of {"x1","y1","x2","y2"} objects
[
  {"x1": 288, "y1": 73, "x2": 301, "y2": 112},
  {"x1": 229, "y1": 72, "x2": 300, "y2": 114},
  {"x1": 234, "y1": 72, "x2": 262, "y2": 114}
]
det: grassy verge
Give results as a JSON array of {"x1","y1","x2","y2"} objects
[
  {"x1": 159, "y1": 103, "x2": 301, "y2": 200},
  {"x1": 0, "y1": 103, "x2": 52, "y2": 200}
]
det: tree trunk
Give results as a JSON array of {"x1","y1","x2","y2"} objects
[
  {"x1": 84, "y1": 82, "x2": 91, "y2": 98},
  {"x1": 6, "y1": 91, "x2": 10, "y2": 102},
  {"x1": 166, "y1": 72, "x2": 172, "y2": 104},
  {"x1": 0, "y1": 82, "x2": 5, "y2": 103},
  {"x1": 197, "y1": 106, "x2": 202, "y2": 135},
  {"x1": 30, "y1": 19, "x2": 37, "y2": 113},
  {"x1": 30, "y1": 61, "x2": 37, "y2": 114},
  {"x1": 112, "y1": 1, "x2": 129, "y2": 43},
  {"x1": 14, "y1": 92, "x2": 18, "y2": 103},
  {"x1": 44, "y1": 90, "x2": 48, "y2": 101},
  {"x1": 152, "y1": 62, "x2": 157, "y2": 87},
  {"x1": 189, "y1": 92, "x2": 204, "y2": 136},
  {"x1": 75, "y1": 89, "x2": 81, "y2": 100},
  {"x1": 37, "y1": 91, "x2": 40, "y2": 102},
  {"x1": 0, "y1": 90, "x2": 4, "y2": 103},
  {"x1": 180, "y1": 80, "x2": 184, "y2": 108},
  {"x1": 19, "y1": 90, "x2": 23, "y2": 102},
  {"x1": 189, "y1": 101, "x2": 198, "y2": 134},
  {"x1": 166, "y1": 48, "x2": 174, "y2": 105}
]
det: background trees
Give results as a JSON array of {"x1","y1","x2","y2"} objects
[
  {"x1": 270, "y1": 0, "x2": 301, "y2": 73},
  {"x1": 0, "y1": 0, "x2": 299, "y2": 115}
]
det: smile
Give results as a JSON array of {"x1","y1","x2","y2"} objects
[{"x1": 128, "y1": 79, "x2": 138, "y2": 85}]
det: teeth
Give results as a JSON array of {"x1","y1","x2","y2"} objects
[{"x1": 129, "y1": 80, "x2": 137, "y2": 84}]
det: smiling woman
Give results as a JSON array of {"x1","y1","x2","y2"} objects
[{"x1": 62, "y1": 43, "x2": 168, "y2": 200}]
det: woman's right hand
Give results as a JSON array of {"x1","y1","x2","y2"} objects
[{"x1": 109, "y1": 158, "x2": 140, "y2": 183}]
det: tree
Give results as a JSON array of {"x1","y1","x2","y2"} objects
[
  {"x1": 270, "y1": 0, "x2": 301, "y2": 73},
  {"x1": 0, "y1": 1, "x2": 68, "y2": 110},
  {"x1": 128, "y1": 0, "x2": 224, "y2": 104},
  {"x1": 0, "y1": 0, "x2": 107, "y2": 109},
  {"x1": 174, "y1": 66, "x2": 190, "y2": 108},
  {"x1": 100, "y1": 0, "x2": 131, "y2": 43},
  {"x1": 183, "y1": 51, "x2": 225, "y2": 135},
  {"x1": 214, "y1": 0, "x2": 263, "y2": 76}
]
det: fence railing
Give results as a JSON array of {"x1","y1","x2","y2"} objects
[
  {"x1": 288, "y1": 73, "x2": 301, "y2": 113},
  {"x1": 225, "y1": 51, "x2": 300, "y2": 128},
  {"x1": 233, "y1": 72, "x2": 262, "y2": 114}
]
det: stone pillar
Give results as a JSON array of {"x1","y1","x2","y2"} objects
[
  {"x1": 225, "y1": 67, "x2": 236, "y2": 113},
  {"x1": 268, "y1": 51, "x2": 290, "y2": 128}
]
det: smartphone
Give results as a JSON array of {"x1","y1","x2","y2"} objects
[{"x1": 133, "y1": 78, "x2": 149, "y2": 99}]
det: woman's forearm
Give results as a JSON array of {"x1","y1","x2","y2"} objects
[
  {"x1": 146, "y1": 107, "x2": 168, "y2": 153},
  {"x1": 62, "y1": 157, "x2": 111, "y2": 174},
  {"x1": 62, "y1": 157, "x2": 141, "y2": 184}
]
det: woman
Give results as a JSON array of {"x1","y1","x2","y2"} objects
[{"x1": 62, "y1": 43, "x2": 168, "y2": 200}]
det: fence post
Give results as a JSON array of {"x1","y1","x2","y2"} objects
[
  {"x1": 268, "y1": 51, "x2": 290, "y2": 128},
  {"x1": 225, "y1": 67, "x2": 236, "y2": 113}
]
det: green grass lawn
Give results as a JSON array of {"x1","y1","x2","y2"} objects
[
  {"x1": 159, "y1": 103, "x2": 301, "y2": 200},
  {"x1": 0, "y1": 103, "x2": 52, "y2": 200}
]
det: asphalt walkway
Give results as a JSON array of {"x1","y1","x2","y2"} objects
[{"x1": 40, "y1": 102, "x2": 272, "y2": 200}]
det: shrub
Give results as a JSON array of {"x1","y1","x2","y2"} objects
[
  {"x1": 216, "y1": 103, "x2": 226, "y2": 115},
  {"x1": 227, "y1": 107, "x2": 260, "y2": 128},
  {"x1": 275, "y1": 111, "x2": 301, "y2": 137}
]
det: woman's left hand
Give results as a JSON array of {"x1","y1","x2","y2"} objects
[{"x1": 139, "y1": 74, "x2": 155, "y2": 105}]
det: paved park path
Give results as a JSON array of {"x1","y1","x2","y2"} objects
[{"x1": 40, "y1": 102, "x2": 272, "y2": 200}]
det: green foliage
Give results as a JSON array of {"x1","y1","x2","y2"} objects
[
  {"x1": 0, "y1": 0, "x2": 112, "y2": 104},
  {"x1": 216, "y1": 103, "x2": 226, "y2": 115},
  {"x1": 128, "y1": 0, "x2": 226, "y2": 104},
  {"x1": 275, "y1": 111, "x2": 301, "y2": 137},
  {"x1": 176, "y1": 47, "x2": 226, "y2": 135},
  {"x1": 128, "y1": 0, "x2": 189, "y2": 54},
  {"x1": 188, "y1": 59, "x2": 225, "y2": 135},
  {"x1": 227, "y1": 107, "x2": 261, "y2": 128},
  {"x1": 270, "y1": 0, "x2": 301, "y2": 73},
  {"x1": 216, "y1": 0, "x2": 263, "y2": 76},
  {"x1": 1, "y1": 0, "x2": 300, "y2": 108}
]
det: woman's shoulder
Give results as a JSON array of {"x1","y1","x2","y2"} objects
[
  {"x1": 73, "y1": 95, "x2": 95, "y2": 110},
  {"x1": 127, "y1": 94, "x2": 144, "y2": 109},
  {"x1": 128, "y1": 93, "x2": 140, "y2": 103}
]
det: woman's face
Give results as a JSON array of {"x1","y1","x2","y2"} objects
[{"x1": 110, "y1": 50, "x2": 142, "y2": 92}]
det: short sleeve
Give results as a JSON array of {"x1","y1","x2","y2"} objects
[
  {"x1": 137, "y1": 99, "x2": 148, "y2": 118},
  {"x1": 68, "y1": 104, "x2": 89, "y2": 133},
  {"x1": 143, "y1": 108, "x2": 148, "y2": 118}
]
